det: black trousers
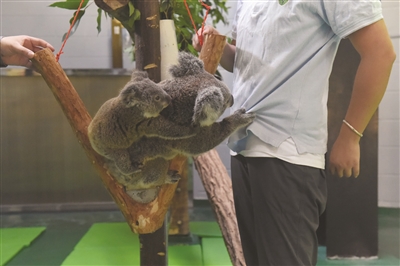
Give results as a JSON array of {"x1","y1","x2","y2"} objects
[{"x1": 231, "y1": 155, "x2": 327, "y2": 266}]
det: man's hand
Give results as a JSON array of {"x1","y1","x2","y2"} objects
[
  {"x1": 329, "y1": 126, "x2": 361, "y2": 178},
  {"x1": 0, "y1": 35, "x2": 55, "y2": 68}
]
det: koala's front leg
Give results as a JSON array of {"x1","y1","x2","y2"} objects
[
  {"x1": 137, "y1": 116, "x2": 199, "y2": 140},
  {"x1": 168, "y1": 108, "x2": 255, "y2": 155}
]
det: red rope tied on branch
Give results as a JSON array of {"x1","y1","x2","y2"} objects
[
  {"x1": 55, "y1": 0, "x2": 85, "y2": 62},
  {"x1": 183, "y1": 0, "x2": 211, "y2": 46}
]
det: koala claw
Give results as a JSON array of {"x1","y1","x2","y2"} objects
[
  {"x1": 166, "y1": 170, "x2": 181, "y2": 184},
  {"x1": 227, "y1": 108, "x2": 256, "y2": 126}
]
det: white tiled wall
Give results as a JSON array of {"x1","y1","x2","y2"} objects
[
  {"x1": 1, "y1": 1, "x2": 399, "y2": 206},
  {"x1": 379, "y1": 1, "x2": 400, "y2": 208}
]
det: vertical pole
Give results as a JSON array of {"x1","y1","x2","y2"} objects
[
  {"x1": 133, "y1": 0, "x2": 167, "y2": 265},
  {"x1": 139, "y1": 222, "x2": 168, "y2": 265},
  {"x1": 111, "y1": 18, "x2": 123, "y2": 68},
  {"x1": 326, "y1": 39, "x2": 378, "y2": 258}
]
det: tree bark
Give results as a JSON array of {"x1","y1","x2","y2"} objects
[
  {"x1": 31, "y1": 48, "x2": 177, "y2": 235},
  {"x1": 133, "y1": 0, "x2": 161, "y2": 82},
  {"x1": 195, "y1": 34, "x2": 246, "y2": 266},
  {"x1": 194, "y1": 150, "x2": 245, "y2": 266}
]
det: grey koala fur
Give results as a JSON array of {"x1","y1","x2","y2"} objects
[
  {"x1": 158, "y1": 52, "x2": 234, "y2": 127},
  {"x1": 88, "y1": 69, "x2": 198, "y2": 176},
  {"x1": 106, "y1": 157, "x2": 179, "y2": 203},
  {"x1": 115, "y1": 53, "x2": 255, "y2": 203}
]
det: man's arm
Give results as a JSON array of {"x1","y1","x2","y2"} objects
[
  {"x1": 192, "y1": 26, "x2": 236, "y2": 72},
  {"x1": 329, "y1": 19, "x2": 396, "y2": 178}
]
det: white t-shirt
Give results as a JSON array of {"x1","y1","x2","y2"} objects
[{"x1": 228, "y1": 0, "x2": 383, "y2": 169}]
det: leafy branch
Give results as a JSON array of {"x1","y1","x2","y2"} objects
[{"x1": 49, "y1": 0, "x2": 229, "y2": 55}]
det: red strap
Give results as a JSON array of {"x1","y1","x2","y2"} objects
[
  {"x1": 183, "y1": 0, "x2": 211, "y2": 46},
  {"x1": 55, "y1": 0, "x2": 85, "y2": 62}
]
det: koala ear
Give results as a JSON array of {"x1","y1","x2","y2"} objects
[
  {"x1": 192, "y1": 86, "x2": 225, "y2": 127},
  {"x1": 169, "y1": 52, "x2": 204, "y2": 77},
  {"x1": 131, "y1": 70, "x2": 149, "y2": 82},
  {"x1": 120, "y1": 83, "x2": 139, "y2": 107}
]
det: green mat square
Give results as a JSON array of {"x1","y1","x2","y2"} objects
[
  {"x1": 189, "y1": 222, "x2": 222, "y2": 238},
  {"x1": 0, "y1": 227, "x2": 46, "y2": 266},
  {"x1": 62, "y1": 222, "x2": 203, "y2": 266},
  {"x1": 62, "y1": 246, "x2": 140, "y2": 265},
  {"x1": 169, "y1": 245, "x2": 203, "y2": 266},
  {"x1": 201, "y1": 238, "x2": 231, "y2": 266},
  {"x1": 73, "y1": 222, "x2": 139, "y2": 249}
]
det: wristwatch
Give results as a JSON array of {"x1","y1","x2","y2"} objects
[{"x1": 0, "y1": 36, "x2": 8, "y2": 67}]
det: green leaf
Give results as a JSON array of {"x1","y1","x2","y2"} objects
[
  {"x1": 128, "y1": 2, "x2": 135, "y2": 17},
  {"x1": 127, "y1": 8, "x2": 141, "y2": 28},
  {"x1": 160, "y1": 1, "x2": 169, "y2": 13},
  {"x1": 62, "y1": 10, "x2": 85, "y2": 41},
  {"x1": 96, "y1": 8, "x2": 102, "y2": 34},
  {"x1": 49, "y1": 0, "x2": 89, "y2": 10}
]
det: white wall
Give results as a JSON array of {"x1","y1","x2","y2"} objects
[
  {"x1": 379, "y1": 1, "x2": 400, "y2": 208},
  {"x1": 1, "y1": 0, "x2": 399, "y2": 207},
  {"x1": 0, "y1": 0, "x2": 134, "y2": 69}
]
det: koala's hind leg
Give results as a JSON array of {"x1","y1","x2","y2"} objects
[
  {"x1": 124, "y1": 158, "x2": 181, "y2": 203},
  {"x1": 110, "y1": 148, "x2": 144, "y2": 175}
]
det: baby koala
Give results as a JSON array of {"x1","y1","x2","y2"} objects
[{"x1": 88, "y1": 70, "x2": 197, "y2": 175}]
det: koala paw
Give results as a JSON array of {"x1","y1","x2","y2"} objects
[
  {"x1": 166, "y1": 170, "x2": 181, "y2": 184},
  {"x1": 227, "y1": 108, "x2": 256, "y2": 127}
]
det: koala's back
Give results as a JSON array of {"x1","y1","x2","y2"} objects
[
  {"x1": 88, "y1": 97, "x2": 144, "y2": 152},
  {"x1": 160, "y1": 73, "x2": 214, "y2": 126}
]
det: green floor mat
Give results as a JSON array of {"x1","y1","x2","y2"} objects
[
  {"x1": 73, "y1": 222, "x2": 139, "y2": 249},
  {"x1": 62, "y1": 223, "x2": 203, "y2": 266},
  {"x1": 201, "y1": 237, "x2": 231, "y2": 266},
  {"x1": 190, "y1": 221, "x2": 222, "y2": 238},
  {"x1": 0, "y1": 227, "x2": 46, "y2": 266}
]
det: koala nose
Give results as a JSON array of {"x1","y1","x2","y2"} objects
[
  {"x1": 229, "y1": 95, "x2": 234, "y2": 107},
  {"x1": 163, "y1": 95, "x2": 171, "y2": 107}
]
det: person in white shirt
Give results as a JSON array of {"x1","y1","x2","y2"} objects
[{"x1": 193, "y1": 1, "x2": 395, "y2": 265}]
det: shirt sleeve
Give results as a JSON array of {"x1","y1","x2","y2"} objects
[{"x1": 320, "y1": 0, "x2": 383, "y2": 39}]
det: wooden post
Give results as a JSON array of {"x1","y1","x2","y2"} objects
[{"x1": 195, "y1": 34, "x2": 246, "y2": 266}]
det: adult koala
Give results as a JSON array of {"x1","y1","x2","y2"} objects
[
  {"x1": 114, "y1": 52, "x2": 255, "y2": 203},
  {"x1": 88, "y1": 70, "x2": 198, "y2": 176}
]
